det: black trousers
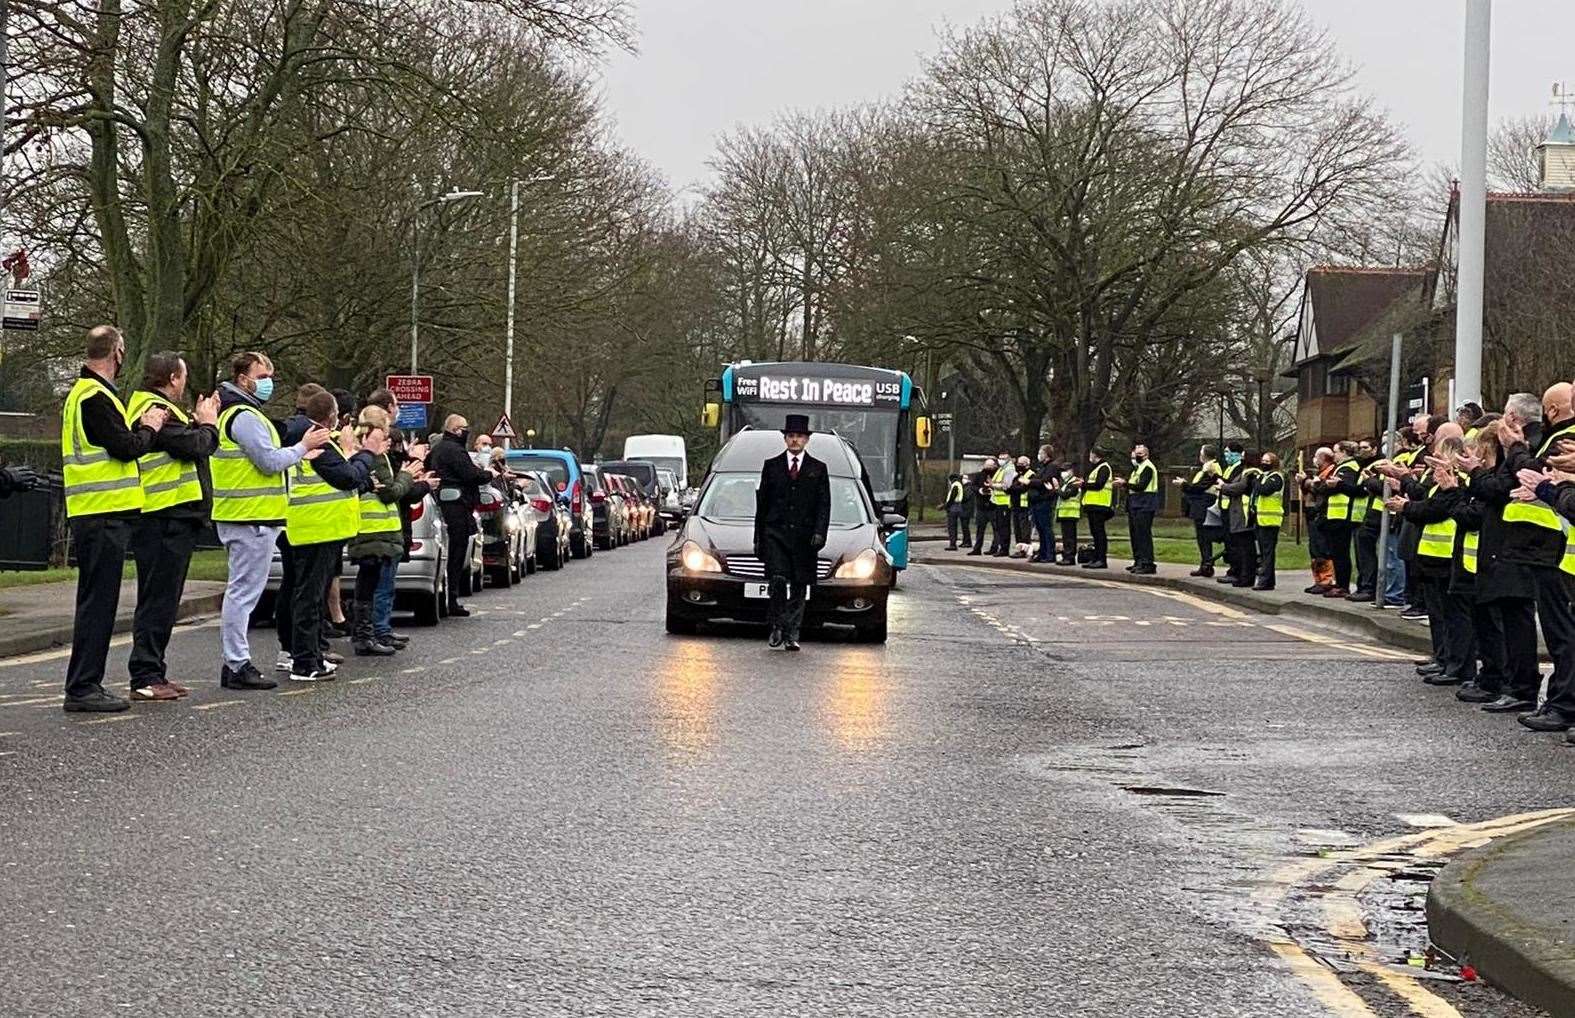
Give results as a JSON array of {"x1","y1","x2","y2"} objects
[
  {"x1": 767, "y1": 576, "x2": 807, "y2": 638},
  {"x1": 1193, "y1": 521, "x2": 1220, "y2": 571},
  {"x1": 1255, "y1": 526, "x2": 1280, "y2": 587},
  {"x1": 1470, "y1": 598, "x2": 1509, "y2": 696},
  {"x1": 1536, "y1": 570, "x2": 1575, "y2": 716},
  {"x1": 1087, "y1": 510, "x2": 1110, "y2": 563},
  {"x1": 290, "y1": 542, "x2": 341, "y2": 670},
  {"x1": 989, "y1": 506, "x2": 1012, "y2": 554},
  {"x1": 1031, "y1": 503, "x2": 1055, "y2": 561},
  {"x1": 443, "y1": 506, "x2": 473, "y2": 603},
  {"x1": 1323, "y1": 521, "x2": 1355, "y2": 590},
  {"x1": 276, "y1": 532, "x2": 296, "y2": 650},
  {"x1": 1128, "y1": 511, "x2": 1156, "y2": 567},
  {"x1": 971, "y1": 506, "x2": 991, "y2": 553},
  {"x1": 1058, "y1": 519, "x2": 1078, "y2": 562},
  {"x1": 1229, "y1": 529, "x2": 1257, "y2": 585},
  {"x1": 946, "y1": 510, "x2": 971, "y2": 548},
  {"x1": 64, "y1": 515, "x2": 134, "y2": 700},
  {"x1": 1354, "y1": 523, "x2": 1379, "y2": 594},
  {"x1": 129, "y1": 515, "x2": 202, "y2": 688},
  {"x1": 1494, "y1": 597, "x2": 1542, "y2": 702},
  {"x1": 1422, "y1": 575, "x2": 1476, "y2": 680},
  {"x1": 1013, "y1": 508, "x2": 1032, "y2": 545}
]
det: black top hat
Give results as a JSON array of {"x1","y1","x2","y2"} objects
[{"x1": 782, "y1": 413, "x2": 813, "y2": 435}]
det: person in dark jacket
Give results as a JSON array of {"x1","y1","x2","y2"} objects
[
  {"x1": 1175, "y1": 444, "x2": 1222, "y2": 577},
  {"x1": 347, "y1": 407, "x2": 425, "y2": 656},
  {"x1": 1312, "y1": 440, "x2": 1365, "y2": 597},
  {"x1": 1007, "y1": 455, "x2": 1036, "y2": 555},
  {"x1": 1253, "y1": 454, "x2": 1287, "y2": 590},
  {"x1": 125, "y1": 352, "x2": 220, "y2": 701},
  {"x1": 967, "y1": 457, "x2": 997, "y2": 556},
  {"x1": 1027, "y1": 446, "x2": 1059, "y2": 563},
  {"x1": 273, "y1": 383, "x2": 332, "y2": 670},
  {"x1": 1392, "y1": 428, "x2": 1475, "y2": 684},
  {"x1": 940, "y1": 473, "x2": 970, "y2": 550},
  {"x1": 60, "y1": 326, "x2": 169, "y2": 713},
  {"x1": 1349, "y1": 438, "x2": 1382, "y2": 602},
  {"x1": 1215, "y1": 450, "x2": 1259, "y2": 587},
  {"x1": 1117, "y1": 443, "x2": 1160, "y2": 574},
  {"x1": 753, "y1": 415, "x2": 831, "y2": 651},
  {"x1": 430, "y1": 413, "x2": 494, "y2": 616},
  {"x1": 1447, "y1": 429, "x2": 1509, "y2": 706},
  {"x1": 1078, "y1": 448, "x2": 1114, "y2": 569}
]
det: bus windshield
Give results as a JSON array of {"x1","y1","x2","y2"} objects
[{"x1": 734, "y1": 403, "x2": 900, "y2": 497}]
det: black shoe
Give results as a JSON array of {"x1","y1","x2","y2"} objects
[
  {"x1": 1346, "y1": 591, "x2": 1375, "y2": 603},
  {"x1": 1133, "y1": 565, "x2": 1157, "y2": 575},
  {"x1": 1482, "y1": 695, "x2": 1536, "y2": 714},
  {"x1": 1125, "y1": 564, "x2": 1138, "y2": 572},
  {"x1": 1423, "y1": 672, "x2": 1469, "y2": 687},
  {"x1": 1565, "y1": 728, "x2": 1575, "y2": 747},
  {"x1": 447, "y1": 602, "x2": 471, "y2": 617},
  {"x1": 323, "y1": 619, "x2": 351, "y2": 639},
  {"x1": 1399, "y1": 607, "x2": 1429, "y2": 621},
  {"x1": 1413, "y1": 657, "x2": 1436, "y2": 667},
  {"x1": 768, "y1": 627, "x2": 784, "y2": 649},
  {"x1": 1304, "y1": 584, "x2": 1329, "y2": 595},
  {"x1": 383, "y1": 633, "x2": 410, "y2": 648},
  {"x1": 1416, "y1": 662, "x2": 1446, "y2": 676},
  {"x1": 1216, "y1": 575, "x2": 1237, "y2": 584},
  {"x1": 1081, "y1": 560, "x2": 1107, "y2": 569},
  {"x1": 784, "y1": 636, "x2": 801, "y2": 652},
  {"x1": 1455, "y1": 682, "x2": 1499, "y2": 704},
  {"x1": 354, "y1": 638, "x2": 396, "y2": 657},
  {"x1": 221, "y1": 663, "x2": 277, "y2": 691},
  {"x1": 1058, "y1": 558, "x2": 1076, "y2": 566},
  {"x1": 1252, "y1": 582, "x2": 1275, "y2": 591},
  {"x1": 1189, "y1": 566, "x2": 1214, "y2": 578},
  {"x1": 1519, "y1": 708, "x2": 1575, "y2": 733},
  {"x1": 63, "y1": 687, "x2": 130, "y2": 713}
]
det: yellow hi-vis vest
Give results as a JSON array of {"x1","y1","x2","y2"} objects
[
  {"x1": 123, "y1": 390, "x2": 202, "y2": 513},
  {"x1": 1461, "y1": 530, "x2": 1479, "y2": 575},
  {"x1": 989, "y1": 467, "x2": 1011, "y2": 507},
  {"x1": 1217, "y1": 461, "x2": 1243, "y2": 510},
  {"x1": 60, "y1": 376, "x2": 144, "y2": 519},
  {"x1": 946, "y1": 480, "x2": 964, "y2": 505},
  {"x1": 1254, "y1": 473, "x2": 1285, "y2": 527},
  {"x1": 1416, "y1": 479, "x2": 1463, "y2": 560},
  {"x1": 1501, "y1": 420, "x2": 1575, "y2": 535},
  {"x1": 1082, "y1": 461, "x2": 1113, "y2": 511},
  {"x1": 211, "y1": 405, "x2": 289, "y2": 523},
  {"x1": 1127, "y1": 459, "x2": 1157, "y2": 493},
  {"x1": 285, "y1": 459, "x2": 359, "y2": 545},
  {"x1": 1057, "y1": 481, "x2": 1082, "y2": 519},
  {"x1": 1325, "y1": 459, "x2": 1364, "y2": 522},
  {"x1": 359, "y1": 455, "x2": 403, "y2": 535}
]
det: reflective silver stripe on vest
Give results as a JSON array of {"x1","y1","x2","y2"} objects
[
  {"x1": 291, "y1": 490, "x2": 355, "y2": 506},
  {"x1": 140, "y1": 453, "x2": 175, "y2": 471},
  {"x1": 65, "y1": 476, "x2": 143, "y2": 495},
  {"x1": 212, "y1": 449, "x2": 253, "y2": 460},
  {"x1": 214, "y1": 485, "x2": 286, "y2": 498},
  {"x1": 63, "y1": 450, "x2": 112, "y2": 466},
  {"x1": 145, "y1": 475, "x2": 198, "y2": 495}
]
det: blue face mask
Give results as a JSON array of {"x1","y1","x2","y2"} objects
[
  {"x1": 1224, "y1": 450, "x2": 1242, "y2": 466},
  {"x1": 252, "y1": 377, "x2": 274, "y2": 403}
]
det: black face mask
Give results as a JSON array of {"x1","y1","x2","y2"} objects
[{"x1": 454, "y1": 428, "x2": 470, "y2": 444}]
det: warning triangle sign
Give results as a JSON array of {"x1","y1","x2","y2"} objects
[{"x1": 491, "y1": 413, "x2": 517, "y2": 439}]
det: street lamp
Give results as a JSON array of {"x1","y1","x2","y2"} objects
[
  {"x1": 503, "y1": 172, "x2": 558, "y2": 447},
  {"x1": 409, "y1": 189, "x2": 485, "y2": 373}
]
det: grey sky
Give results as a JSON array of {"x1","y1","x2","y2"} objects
[{"x1": 602, "y1": 0, "x2": 1573, "y2": 195}]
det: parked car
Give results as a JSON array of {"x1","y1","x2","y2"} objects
[
  {"x1": 606, "y1": 474, "x2": 646, "y2": 541},
  {"x1": 503, "y1": 449, "x2": 594, "y2": 559},
  {"x1": 476, "y1": 478, "x2": 537, "y2": 587},
  {"x1": 655, "y1": 468, "x2": 683, "y2": 526},
  {"x1": 600, "y1": 459, "x2": 665, "y2": 535},
  {"x1": 518, "y1": 471, "x2": 572, "y2": 570},
  {"x1": 581, "y1": 464, "x2": 626, "y2": 550},
  {"x1": 260, "y1": 493, "x2": 458, "y2": 627},
  {"x1": 664, "y1": 431, "x2": 900, "y2": 642}
]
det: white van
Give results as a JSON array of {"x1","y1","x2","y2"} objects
[{"x1": 623, "y1": 434, "x2": 688, "y2": 487}]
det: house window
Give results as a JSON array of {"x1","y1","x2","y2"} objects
[{"x1": 1325, "y1": 372, "x2": 1349, "y2": 397}]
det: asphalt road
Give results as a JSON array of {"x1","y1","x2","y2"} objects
[{"x1": 0, "y1": 542, "x2": 1568, "y2": 1016}]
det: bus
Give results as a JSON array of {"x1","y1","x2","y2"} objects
[{"x1": 702, "y1": 361, "x2": 931, "y2": 570}]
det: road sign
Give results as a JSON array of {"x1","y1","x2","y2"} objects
[
  {"x1": 385, "y1": 374, "x2": 433, "y2": 404},
  {"x1": 395, "y1": 403, "x2": 427, "y2": 431},
  {"x1": 491, "y1": 413, "x2": 517, "y2": 439},
  {"x1": 3, "y1": 289, "x2": 41, "y2": 331}
]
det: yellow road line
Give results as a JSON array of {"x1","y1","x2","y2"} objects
[
  {"x1": 1357, "y1": 961, "x2": 1466, "y2": 1018},
  {"x1": 1266, "y1": 942, "x2": 1379, "y2": 1016},
  {"x1": 1261, "y1": 623, "x2": 1413, "y2": 660}
]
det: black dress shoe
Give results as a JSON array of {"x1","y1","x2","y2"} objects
[
  {"x1": 1124, "y1": 564, "x2": 1138, "y2": 572},
  {"x1": 1482, "y1": 695, "x2": 1536, "y2": 714},
  {"x1": 1132, "y1": 565, "x2": 1157, "y2": 575},
  {"x1": 1216, "y1": 575, "x2": 1237, "y2": 584},
  {"x1": 1189, "y1": 566, "x2": 1214, "y2": 577},
  {"x1": 966, "y1": 550, "x2": 982, "y2": 556},
  {"x1": 1519, "y1": 708, "x2": 1575, "y2": 732},
  {"x1": 768, "y1": 627, "x2": 784, "y2": 649},
  {"x1": 1304, "y1": 584, "x2": 1329, "y2": 595},
  {"x1": 1346, "y1": 591, "x2": 1375, "y2": 603},
  {"x1": 1413, "y1": 657, "x2": 1436, "y2": 667},
  {"x1": 447, "y1": 602, "x2": 471, "y2": 618},
  {"x1": 1416, "y1": 663, "x2": 1446, "y2": 676},
  {"x1": 1455, "y1": 682, "x2": 1499, "y2": 704},
  {"x1": 1423, "y1": 672, "x2": 1469, "y2": 687},
  {"x1": 63, "y1": 687, "x2": 130, "y2": 713},
  {"x1": 1252, "y1": 582, "x2": 1275, "y2": 591},
  {"x1": 784, "y1": 637, "x2": 801, "y2": 652},
  {"x1": 1081, "y1": 560, "x2": 1107, "y2": 569}
]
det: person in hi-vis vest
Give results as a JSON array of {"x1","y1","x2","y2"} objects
[
  {"x1": 59, "y1": 326, "x2": 170, "y2": 713},
  {"x1": 1252, "y1": 453, "x2": 1286, "y2": 590},
  {"x1": 1115, "y1": 443, "x2": 1159, "y2": 575},
  {"x1": 1079, "y1": 448, "x2": 1114, "y2": 569},
  {"x1": 123, "y1": 352, "x2": 220, "y2": 702}
]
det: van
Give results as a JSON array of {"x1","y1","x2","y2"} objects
[
  {"x1": 623, "y1": 434, "x2": 687, "y2": 487},
  {"x1": 502, "y1": 448, "x2": 596, "y2": 559}
]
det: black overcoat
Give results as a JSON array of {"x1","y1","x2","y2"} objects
[{"x1": 754, "y1": 450, "x2": 832, "y2": 586}]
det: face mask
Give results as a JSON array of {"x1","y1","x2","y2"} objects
[
  {"x1": 1224, "y1": 451, "x2": 1242, "y2": 466},
  {"x1": 456, "y1": 428, "x2": 470, "y2": 444},
  {"x1": 252, "y1": 377, "x2": 274, "y2": 403},
  {"x1": 472, "y1": 450, "x2": 491, "y2": 467}
]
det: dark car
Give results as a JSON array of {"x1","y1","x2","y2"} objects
[
  {"x1": 582, "y1": 464, "x2": 627, "y2": 550},
  {"x1": 600, "y1": 459, "x2": 667, "y2": 535},
  {"x1": 664, "y1": 430, "x2": 901, "y2": 642},
  {"x1": 503, "y1": 449, "x2": 595, "y2": 559}
]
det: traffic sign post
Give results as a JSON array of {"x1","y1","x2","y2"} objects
[
  {"x1": 3, "y1": 289, "x2": 41, "y2": 331},
  {"x1": 385, "y1": 374, "x2": 433, "y2": 404}
]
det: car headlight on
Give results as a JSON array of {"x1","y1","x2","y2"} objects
[
  {"x1": 835, "y1": 548, "x2": 880, "y2": 580},
  {"x1": 681, "y1": 540, "x2": 722, "y2": 573}
]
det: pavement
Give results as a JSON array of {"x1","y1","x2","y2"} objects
[
  {"x1": 1, "y1": 539, "x2": 1573, "y2": 1015},
  {"x1": 1427, "y1": 816, "x2": 1575, "y2": 1018},
  {"x1": 0, "y1": 576, "x2": 226, "y2": 658}
]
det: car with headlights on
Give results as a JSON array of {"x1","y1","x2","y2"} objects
[{"x1": 664, "y1": 430, "x2": 901, "y2": 642}]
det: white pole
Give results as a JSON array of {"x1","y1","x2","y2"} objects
[
  {"x1": 409, "y1": 218, "x2": 421, "y2": 374},
  {"x1": 1454, "y1": 0, "x2": 1490, "y2": 408},
  {"x1": 503, "y1": 178, "x2": 520, "y2": 448},
  {"x1": 1375, "y1": 333, "x2": 1403, "y2": 606}
]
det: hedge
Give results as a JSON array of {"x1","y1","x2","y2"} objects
[{"x1": 0, "y1": 438, "x2": 60, "y2": 472}]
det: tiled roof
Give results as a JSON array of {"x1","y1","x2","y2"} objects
[{"x1": 1302, "y1": 266, "x2": 1431, "y2": 365}]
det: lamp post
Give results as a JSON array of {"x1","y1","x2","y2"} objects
[
  {"x1": 502, "y1": 173, "x2": 557, "y2": 448},
  {"x1": 409, "y1": 189, "x2": 484, "y2": 373}
]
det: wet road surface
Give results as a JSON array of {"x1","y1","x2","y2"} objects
[{"x1": 0, "y1": 543, "x2": 1566, "y2": 1016}]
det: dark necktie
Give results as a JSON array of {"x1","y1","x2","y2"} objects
[{"x1": 789, "y1": 457, "x2": 799, "y2": 480}]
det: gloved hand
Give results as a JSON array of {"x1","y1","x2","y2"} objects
[
  {"x1": 0, "y1": 465, "x2": 41, "y2": 495},
  {"x1": 810, "y1": 534, "x2": 825, "y2": 551}
]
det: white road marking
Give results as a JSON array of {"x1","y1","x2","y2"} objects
[
  {"x1": 400, "y1": 666, "x2": 424, "y2": 674},
  {"x1": 193, "y1": 700, "x2": 245, "y2": 711},
  {"x1": 1, "y1": 696, "x2": 65, "y2": 708},
  {"x1": 78, "y1": 714, "x2": 138, "y2": 725},
  {"x1": 277, "y1": 689, "x2": 313, "y2": 697},
  {"x1": 347, "y1": 676, "x2": 379, "y2": 685},
  {"x1": 1395, "y1": 813, "x2": 1458, "y2": 829}
]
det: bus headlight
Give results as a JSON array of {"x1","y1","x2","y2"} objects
[
  {"x1": 681, "y1": 541, "x2": 722, "y2": 573},
  {"x1": 835, "y1": 549, "x2": 880, "y2": 580}
]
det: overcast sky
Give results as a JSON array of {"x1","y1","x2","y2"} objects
[{"x1": 601, "y1": 0, "x2": 1573, "y2": 196}]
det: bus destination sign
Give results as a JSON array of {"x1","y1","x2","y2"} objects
[{"x1": 737, "y1": 373, "x2": 901, "y2": 408}]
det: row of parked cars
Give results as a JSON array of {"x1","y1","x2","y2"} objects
[{"x1": 261, "y1": 448, "x2": 690, "y2": 626}]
